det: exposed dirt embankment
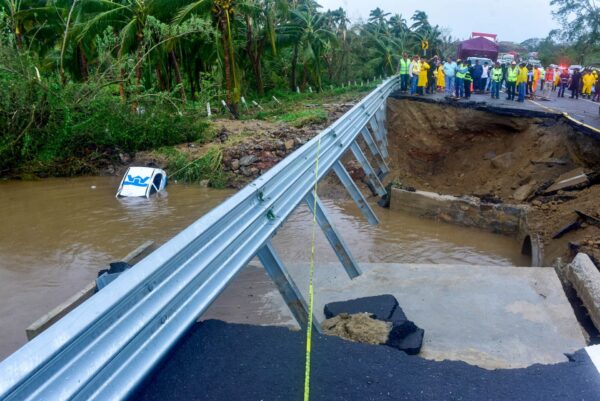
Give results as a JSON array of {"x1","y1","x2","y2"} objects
[{"x1": 386, "y1": 98, "x2": 600, "y2": 265}]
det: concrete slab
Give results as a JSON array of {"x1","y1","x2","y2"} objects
[{"x1": 282, "y1": 262, "x2": 586, "y2": 369}]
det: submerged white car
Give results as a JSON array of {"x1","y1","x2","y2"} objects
[{"x1": 116, "y1": 167, "x2": 167, "y2": 198}]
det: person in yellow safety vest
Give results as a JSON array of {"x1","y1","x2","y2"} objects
[
  {"x1": 417, "y1": 59, "x2": 430, "y2": 95},
  {"x1": 455, "y1": 59, "x2": 467, "y2": 98},
  {"x1": 516, "y1": 63, "x2": 528, "y2": 102},
  {"x1": 490, "y1": 61, "x2": 503, "y2": 99},
  {"x1": 506, "y1": 61, "x2": 519, "y2": 101},
  {"x1": 397, "y1": 52, "x2": 411, "y2": 93},
  {"x1": 436, "y1": 63, "x2": 445, "y2": 91},
  {"x1": 582, "y1": 69, "x2": 595, "y2": 99}
]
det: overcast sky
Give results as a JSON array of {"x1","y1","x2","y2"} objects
[{"x1": 317, "y1": 0, "x2": 560, "y2": 43}]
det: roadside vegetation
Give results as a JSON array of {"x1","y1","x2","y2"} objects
[{"x1": 1, "y1": 0, "x2": 597, "y2": 180}]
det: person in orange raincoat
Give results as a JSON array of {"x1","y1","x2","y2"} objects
[
  {"x1": 417, "y1": 60, "x2": 430, "y2": 95},
  {"x1": 436, "y1": 63, "x2": 445, "y2": 91},
  {"x1": 532, "y1": 67, "x2": 541, "y2": 94}
]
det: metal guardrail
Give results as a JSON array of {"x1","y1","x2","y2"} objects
[{"x1": 0, "y1": 77, "x2": 400, "y2": 401}]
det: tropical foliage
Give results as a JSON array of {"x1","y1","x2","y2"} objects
[
  {"x1": 1, "y1": 2, "x2": 448, "y2": 108},
  {"x1": 0, "y1": 1, "x2": 449, "y2": 175}
]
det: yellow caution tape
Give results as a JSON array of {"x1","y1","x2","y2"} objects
[{"x1": 304, "y1": 135, "x2": 322, "y2": 401}]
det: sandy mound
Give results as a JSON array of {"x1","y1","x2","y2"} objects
[{"x1": 322, "y1": 312, "x2": 392, "y2": 345}]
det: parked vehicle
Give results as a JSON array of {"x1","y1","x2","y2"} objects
[{"x1": 467, "y1": 56, "x2": 493, "y2": 66}]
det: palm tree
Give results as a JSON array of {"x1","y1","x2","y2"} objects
[
  {"x1": 239, "y1": 0, "x2": 287, "y2": 95},
  {"x1": 366, "y1": 33, "x2": 400, "y2": 76},
  {"x1": 280, "y1": 4, "x2": 336, "y2": 90},
  {"x1": 410, "y1": 10, "x2": 430, "y2": 32},
  {"x1": 175, "y1": 0, "x2": 241, "y2": 115},
  {"x1": 368, "y1": 7, "x2": 390, "y2": 29}
]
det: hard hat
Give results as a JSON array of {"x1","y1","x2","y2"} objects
[{"x1": 511, "y1": 61, "x2": 516, "y2": 65}]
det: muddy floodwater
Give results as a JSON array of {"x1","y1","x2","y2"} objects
[{"x1": 0, "y1": 177, "x2": 529, "y2": 360}]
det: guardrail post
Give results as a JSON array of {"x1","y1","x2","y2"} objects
[
  {"x1": 376, "y1": 105, "x2": 388, "y2": 151},
  {"x1": 332, "y1": 160, "x2": 379, "y2": 225},
  {"x1": 360, "y1": 127, "x2": 389, "y2": 179},
  {"x1": 256, "y1": 241, "x2": 318, "y2": 331},
  {"x1": 304, "y1": 192, "x2": 362, "y2": 279},
  {"x1": 369, "y1": 117, "x2": 388, "y2": 159},
  {"x1": 349, "y1": 142, "x2": 386, "y2": 197}
]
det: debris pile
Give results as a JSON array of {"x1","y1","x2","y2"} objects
[
  {"x1": 323, "y1": 294, "x2": 424, "y2": 355},
  {"x1": 386, "y1": 98, "x2": 600, "y2": 265}
]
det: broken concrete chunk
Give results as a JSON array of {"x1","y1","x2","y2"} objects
[
  {"x1": 565, "y1": 253, "x2": 600, "y2": 331},
  {"x1": 491, "y1": 152, "x2": 514, "y2": 169},
  {"x1": 545, "y1": 168, "x2": 589, "y2": 193},
  {"x1": 395, "y1": 328, "x2": 425, "y2": 355},
  {"x1": 530, "y1": 158, "x2": 568, "y2": 166},
  {"x1": 513, "y1": 182, "x2": 536, "y2": 202},
  {"x1": 324, "y1": 294, "x2": 398, "y2": 320}
]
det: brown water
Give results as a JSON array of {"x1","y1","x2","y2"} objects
[{"x1": 0, "y1": 177, "x2": 528, "y2": 360}]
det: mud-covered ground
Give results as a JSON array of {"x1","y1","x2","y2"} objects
[
  {"x1": 128, "y1": 98, "x2": 360, "y2": 188},
  {"x1": 386, "y1": 98, "x2": 600, "y2": 266}
]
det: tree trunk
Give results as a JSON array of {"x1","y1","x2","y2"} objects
[
  {"x1": 119, "y1": 68, "x2": 126, "y2": 102},
  {"x1": 290, "y1": 44, "x2": 299, "y2": 90},
  {"x1": 220, "y1": 17, "x2": 238, "y2": 118},
  {"x1": 156, "y1": 64, "x2": 165, "y2": 91},
  {"x1": 245, "y1": 15, "x2": 264, "y2": 96},
  {"x1": 78, "y1": 44, "x2": 88, "y2": 81},
  {"x1": 170, "y1": 50, "x2": 187, "y2": 103},
  {"x1": 136, "y1": 48, "x2": 143, "y2": 86}
]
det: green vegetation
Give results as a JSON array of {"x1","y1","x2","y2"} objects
[
  {"x1": 12, "y1": 0, "x2": 597, "y2": 179},
  {"x1": 1, "y1": 1, "x2": 453, "y2": 178},
  {"x1": 278, "y1": 109, "x2": 327, "y2": 127},
  {"x1": 158, "y1": 146, "x2": 227, "y2": 188}
]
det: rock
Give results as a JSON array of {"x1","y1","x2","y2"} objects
[
  {"x1": 230, "y1": 159, "x2": 240, "y2": 170},
  {"x1": 239, "y1": 155, "x2": 257, "y2": 167},
  {"x1": 491, "y1": 152, "x2": 515, "y2": 169},
  {"x1": 532, "y1": 200, "x2": 542, "y2": 207},
  {"x1": 483, "y1": 151, "x2": 497, "y2": 160},
  {"x1": 199, "y1": 179, "x2": 210, "y2": 188},
  {"x1": 119, "y1": 153, "x2": 131, "y2": 164},
  {"x1": 513, "y1": 182, "x2": 536, "y2": 202},
  {"x1": 284, "y1": 139, "x2": 295, "y2": 151},
  {"x1": 240, "y1": 166, "x2": 253, "y2": 177}
]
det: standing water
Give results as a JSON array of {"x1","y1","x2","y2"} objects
[{"x1": 0, "y1": 177, "x2": 528, "y2": 360}]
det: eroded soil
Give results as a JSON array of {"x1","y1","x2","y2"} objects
[{"x1": 386, "y1": 98, "x2": 600, "y2": 265}]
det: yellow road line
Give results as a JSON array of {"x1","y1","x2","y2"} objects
[{"x1": 528, "y1": 99, "x2": 600, "y2": 135}]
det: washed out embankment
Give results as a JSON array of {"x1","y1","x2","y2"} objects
[{"x1": 385, "y1": 98, "x2": 600, "y2": 266}]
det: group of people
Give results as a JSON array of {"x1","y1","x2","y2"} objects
[{"x1": 396, "y1": 51, "x2": 600, "y2": 103}]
